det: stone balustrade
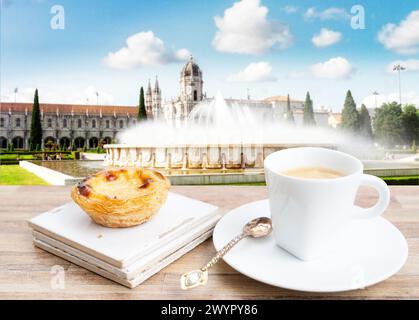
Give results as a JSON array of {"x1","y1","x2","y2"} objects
[{"x1": 104, "y1": 143, "x2": 337, "y2": 169}]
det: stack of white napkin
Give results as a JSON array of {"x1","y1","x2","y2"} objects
[{"x1": 29, "y1": 193, "x2": 220, "y2": 288}]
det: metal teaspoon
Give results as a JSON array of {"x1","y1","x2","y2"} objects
[{"x1": 180, "y1": 217, "x2": 272, "y2": 290}]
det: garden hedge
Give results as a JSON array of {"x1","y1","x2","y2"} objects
[{"x1": 381, "y1": 176, "x2": 419, "y2": 185}]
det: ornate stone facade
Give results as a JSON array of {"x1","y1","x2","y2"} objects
[
  {"x1": 148, "y1": 56, "x2": 330, "y2": 127},
  {"x1": 0, "y1": 103, "x2": 138, "y2": 149},
  {"x1": 161, "y1": 56, "x2": 205, "y2": 126}
]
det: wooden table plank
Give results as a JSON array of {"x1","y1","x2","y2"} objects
[{"x1": 0, "y1": 185, "x2": 418, "y2": 300}]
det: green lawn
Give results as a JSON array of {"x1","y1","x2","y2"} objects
[
  {"x1": 0, "y1": 154, "x2": 35, "y2": 160},
  {"x1": 0, "y1": 165, "x2": 49, "y2": 185}
]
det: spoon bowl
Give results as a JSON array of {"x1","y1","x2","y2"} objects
[{"x1": 244, "y1": 217, "x2": 272, "y2": 238}]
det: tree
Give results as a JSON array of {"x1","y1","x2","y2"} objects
[
  {"x1": 29, "y1": 89, "x2": 42, "y2": 150},
  {"x1": 401, "y1": 104, "x2": 419, "y2": 146},
  {"x1": 359, "y1": 104, "x2": 373, "y2": 140},
  {"x1": 303, "y1": 92, "x2": 316, "y2": 126},
  {"x1": 45, "y1": 140, "x2": 54, "y2": 150},
  {"x1": 285, "y1": 94, "x2": 294, "y2": 124},
  {"x1": 372, "y1": 101, "x2": 404, "y2": 147},
  {"x1": 99, "y1": 138, "x2": 106, "y2": 148},
  {"x1": 341, "y1": 90, "x2": 360, "y2": 132},
  {"x1": 137, "y1": 87, "x2": 147, "y2": 121}
]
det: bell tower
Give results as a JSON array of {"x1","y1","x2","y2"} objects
[
  {"x1": 152, "y1": 76, "x2": 162, "y2": 119},
  {"x1": 180, "y1": 56, "x2": 203, "y2": 106},
  {"x1": 145, "y1": 79, "x2": 152, "y2": 115}
]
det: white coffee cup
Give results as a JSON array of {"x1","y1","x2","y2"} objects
[{"x1": 264, "y1": 147, "x2": 390, "y2": 261}]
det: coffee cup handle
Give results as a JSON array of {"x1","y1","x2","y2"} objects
[{"x1": 352, "y1": 174, "x2": 390, "y2": 219}]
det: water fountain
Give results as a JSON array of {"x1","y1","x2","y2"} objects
[{"x1": 104, "y1": 93, "x2": 338, "y2": 171}]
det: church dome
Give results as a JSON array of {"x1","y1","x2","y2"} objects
[{"x1": 181, "y1": 56, "x2": 202, "y2": 77}]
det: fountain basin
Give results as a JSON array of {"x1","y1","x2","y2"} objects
[{"x1": 104, "y1": 143, "x2": 337, "y2": 169}]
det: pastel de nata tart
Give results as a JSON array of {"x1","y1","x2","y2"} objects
[{"x1": 71, "y1": 168, "x2": 170, "y2": 228}]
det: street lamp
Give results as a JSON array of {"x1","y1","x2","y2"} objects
[
  {"x1": 393, "y1": 64, "x2": 405, "y2": 105},
  {"x1": 372, "y1": 91, "x2": 379, "y2": 109}
]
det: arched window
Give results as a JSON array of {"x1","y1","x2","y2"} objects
[
  {"x1": 15, "y1": 118, "x2": 21, "y2": 127},
  {"x1": 194, "y1": 90, "x2": 197, "y2": 101},
  {"x1": 0, "y1": 118, "x2": 4, "y2": 127},
  {"x1": 47, "y1": 118, "x2": 52, "y2": 128},
  {"x1": 106, "y1": 120, "x2": 110, "y2": 128},
  {"x1": 63, "y1": 118, "x2": 67, "y2": 128},
  {"x1": 77, "y1": 119, "x2": 82, "y2": 128},
  {"x1": 44, "y1": 137, "x2": 56, "y2": 148},
  {"x1": 59, "y1": 137, "x2": 70, "y2": 149},
  {"x1": 12, "y1": 136, "x2": 24, "y2": 149},
  {"x1": 89, "y1": 137, "x2": 98, "y2": 148},
  {"x1": 0, "y1": 136, "x2": 7, "y2": 149},
  {"x1": 119, "y1": 120, "x2": 123, "y2": 129},
  {"x1": 92, "y1": 119, "x2": 96, "y2": 128},
  {"x1": 103, "y1": 137, "x2": 112, "y2": 144},
  {"x1": 74, "y1": 137, "x2": 85, "y2": 149}
]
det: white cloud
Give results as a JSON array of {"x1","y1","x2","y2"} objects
[
  {"x1": 310, "y1": 57, "x2": 355, "y2": 79},
  {"x1": 304, "y1": 7, "x2": 350, "y2": 21},
  {"x1": 174, "y1": 48, "x2": 191, "y2": 61},
  {"x1": 212, "y1": 0, "x2": 292, "y2": 55},
  {"x1": 362, "y1": 91, "x2": 419, "y2": 108},
  {"x1": 378, "y1": 10, "x2": 419, "y2": 55},
  {"x1": 282, "y1": 5, "x2": 298, "y2": 14},
  {"x1": 312, "y1": 28, "x2": 342, "y2": 47},
  {"x1": 227, "y1": 62, "x2": 277, "y2": 82},
  {"x1": 386, "y1": 59, "x2": 419, "y2": 73},
  {"x1": 103, "y1": 31, "x2": 190, "y2": 69}
]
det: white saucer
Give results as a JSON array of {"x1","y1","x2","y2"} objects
[{"x1": 213, "y1": 200, "x2": 408, "y2": 292}]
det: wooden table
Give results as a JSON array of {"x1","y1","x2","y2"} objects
[{"x1": 0, "y1": 185, "x2": 418, "y2": 299}]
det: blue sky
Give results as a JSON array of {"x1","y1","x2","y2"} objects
[{"x1": 1, "y1": 0, "x2": 419, "y2": 111}]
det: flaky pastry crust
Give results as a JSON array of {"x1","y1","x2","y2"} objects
[{"x1": 71, "y1": 168, "x2": 170, "y2": 228}]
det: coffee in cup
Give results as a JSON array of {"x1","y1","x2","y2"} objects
[{"x1": 282, "y1": 166, "x2": 345, "y2": 179}]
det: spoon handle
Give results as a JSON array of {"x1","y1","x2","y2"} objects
[{"x1": 201, "y1": 232, "x2": 246, "y2": 271}]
